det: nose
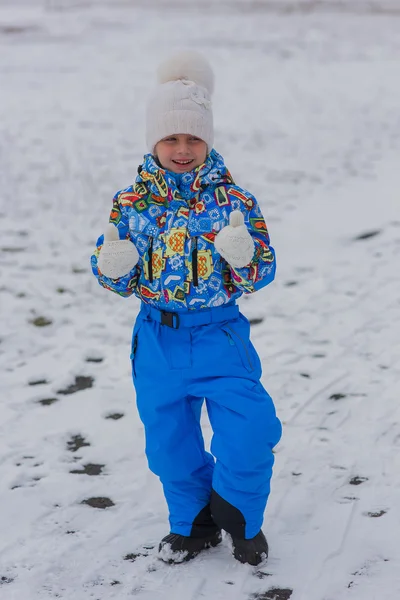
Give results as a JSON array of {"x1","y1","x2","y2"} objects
[{"x1": 176, "y1": 140, "x2": 190, "y2": 154}]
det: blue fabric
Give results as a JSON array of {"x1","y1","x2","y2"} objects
[
  {"x1": 131, "y1": 304, "x2": 282, "y2": 538},
  {"x1": 91, "y1": 150, "x2": 276, "y2": 308}
]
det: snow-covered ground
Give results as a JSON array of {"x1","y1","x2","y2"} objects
[{"x1": 1, "y1": 1, "x2": 400, "y2": 599}]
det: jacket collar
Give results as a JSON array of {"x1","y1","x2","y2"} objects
[{"x1": 135, "y1": 149, "x2": 234, "y2": 202}]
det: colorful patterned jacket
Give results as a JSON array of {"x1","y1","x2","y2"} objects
[{"x1": 91, "y1": 150, "x2": 276, "y2": 311}]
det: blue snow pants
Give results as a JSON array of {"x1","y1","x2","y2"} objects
[{"x1": 131, "y1": 302, "x2": 282, "y2": 540}]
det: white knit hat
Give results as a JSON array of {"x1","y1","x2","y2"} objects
[{"x1": 146, "y1": 51, "x2": 214, "y2": 154}]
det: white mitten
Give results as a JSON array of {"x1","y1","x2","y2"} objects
[
  {"x1": 214, "y1": 210, "x2": 255, "y2": 268},
  {"x1": 97, "y1": 224, "x2": 139, "y2": 279}
]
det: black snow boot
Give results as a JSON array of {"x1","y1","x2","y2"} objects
[
  {"x1": 231, "y1": 530, "x2": 269, "y2": 566},
  {"x1": 158, "y1": 530, "x2": 222, "y2": 564}
]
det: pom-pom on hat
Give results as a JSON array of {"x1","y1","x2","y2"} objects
[{"x1": 146, "y1": 51, "x2": 214, "y2": 154}]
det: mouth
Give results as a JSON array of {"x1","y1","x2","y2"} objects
[{"x1": 172, "y1": 159, "x2": 194, "y2": 167}]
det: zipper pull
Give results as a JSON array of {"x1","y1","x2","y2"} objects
[
  {"x1": 224, "y1": 331, "x2": 235, "y2": 346},
  {"x1": 148, "y1": 236, "x2": 154, "y2": 283}
]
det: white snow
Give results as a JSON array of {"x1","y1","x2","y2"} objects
[{"x1": 1, "y1": 1, "x2": 400, "y2": 599}]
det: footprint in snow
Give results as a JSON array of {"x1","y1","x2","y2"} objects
[
  {"x1": 249, "y1": 317, "x2": 264, "y2": 326},
  {"x1": 349, "y1": 476, "x2": 369, "y2": 485},
  {"x1": 252, "y1": 588, "x2": 293, "y2": 600},
  {"x1": 105, "y1": 413, "x2": 124, "y2": 420},
  {"x1": 37, "y1": 397, "x2": 59, "y2": 406},
  {"x1": 353, "y1": 230, "x2": 381, "y2": 241},
  {"x1": 28, "y1": 378, "x2": 49, "y2": 386},
  {"x1": 1, "y1": 246, "x2": 26, "y2": 253},
  {"x1": 254, "y1": 571, "x2": 273, "y2": 579},
  {"x1": 124, "y1": 551, "x2": 150, "y2": 562},
  {"x1": 329, "y1": 393, "x2": 347, "y2": 401},
  {"x1": 57, "y1": 376, "x2": 94, "y2": 395},
  {"x1": 70, "y1": 463, "x2": 105, "y2": 476},
  {"x1": 329, "y1": 393, "x2": 366, "y2": 401},
  {"x1": 81, "y1": 497, "x2": 115, "y2": 509},
  {"x1": 364, "y1": 510, "x2": 387, "y2": 518},
  {"x1": 66, "y1": 434, "x2": 90, "y2": 452},
  {"x1": 30, "y1": 316, "x2": 53, "y2": 327},
  {"x1": 339, "y1": 497, "x2": 359, "y2": 504}
]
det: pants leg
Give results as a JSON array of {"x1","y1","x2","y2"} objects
[
  {"x1": 188, "y1": 313, "x2": 282, "y2": 539},
  {"x1": 206, "y1": 382, "x2": 281, "y2": 539},
  {"x1": 132, "y1": 313, "x2": 215, "y2": 536}
]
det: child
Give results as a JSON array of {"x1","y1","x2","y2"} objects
[{"x1": 91, "y1": 52, "x2": 282, "y2": 566}]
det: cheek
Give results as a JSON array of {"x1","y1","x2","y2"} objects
[
  {"x1": 154, "y1": 145, "x2": 171, "y2": 164},
  {"x1": 197, "y1": 145, "x2": 207, "y2": 162}
]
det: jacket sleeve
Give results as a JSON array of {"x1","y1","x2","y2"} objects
[
  {"x1": 225, "y1": 187, "x2": 276, "y2": 294},
  {"x1": 91, "y1": 190, "x2": 140, "y2": 298}
]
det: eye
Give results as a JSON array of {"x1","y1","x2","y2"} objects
[
  {"x1": 164, "y1": 136, "x2": 177, "y2": 142},
  {"x1": 189, "y1": 137, "x2": 201, "y2": 142}
]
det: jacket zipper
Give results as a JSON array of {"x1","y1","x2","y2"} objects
[
  {"x1": 148, "y1": 236, "x2": 153, "y2": 283},
  {"x1": 192, "y1": 237, "x2": 198, "y2": 287},
  {"x1": 225, "y1": 326, "x2": 254, "y2": 371}
]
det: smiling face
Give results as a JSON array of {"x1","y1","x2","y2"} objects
[{"x1": 154, "y1": 134, "x2": 208, "y2": 173}]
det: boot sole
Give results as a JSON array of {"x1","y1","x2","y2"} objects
[{"x1": 233, "y1": 548, "x2": 268, "y2": 566}]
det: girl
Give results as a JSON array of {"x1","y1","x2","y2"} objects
[{"x1": 91, "y1": 51, "x2": 282, "y2": 566}]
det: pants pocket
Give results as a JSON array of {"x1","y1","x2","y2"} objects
[
  {"x1": 130, "y1": 320, "x2": 143, "y2": 378},
  {"x1": 221, "y1": 323, "x2": 255, "y2": 373}
]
